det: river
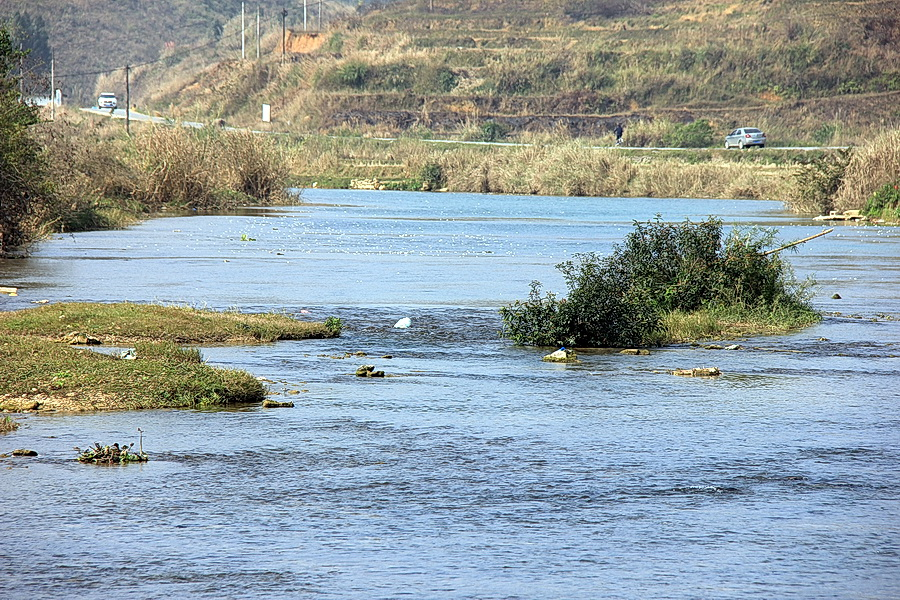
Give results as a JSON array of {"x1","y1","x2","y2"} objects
[{"x1": 1, "y1": 189, "x2": 898, "y2": 599}]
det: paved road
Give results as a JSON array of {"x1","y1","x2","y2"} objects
[
  {"x1": 82, "y1": 107, "x2": 848, "y2": 151},
  {"x1": 82, "y1": 107, "x2": 205, "y2": 129}
]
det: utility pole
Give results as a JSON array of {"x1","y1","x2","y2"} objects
[
  {"x1": 50, "y1": 53, "x2": 54, "y2": 121},
  {"x1": 256, "y1": 5, "x2": 261, "y2": 59},
  {"x1": 19, "y1": 43, "x2": 24, "y2": 99},
  {"x1": 281, "y1": 8, "x2": 287, "y2": 65},
  {"x1": 241, "y1": 2, "x2": 246, "y2": 59},
  {"x1": 318, "y1": 0, "x2": 322, "y2": 32},
  {"x1": 303, "y1": 0, "x2": 307, "y2": 32},
  {"x1": 125, "y1": 64, "x2": 131, "y2": 135}
]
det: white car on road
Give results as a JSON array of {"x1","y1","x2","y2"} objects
[
  {"x1": 98, "y1": 93, "x2": 117, "y2": 109},
  {"x1": 725, "y1": 127, "x2": 766, "y2": 149}
]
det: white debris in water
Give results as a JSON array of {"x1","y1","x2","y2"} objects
[{"x1": 394, "y1": 317, "x2": 412, "y2": 329}]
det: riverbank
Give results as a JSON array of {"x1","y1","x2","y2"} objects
[
  {"x1": 0, "y1": 302, "x2": 340, "y2": 412},
  {"x1": 5, "y1": 111, "x2": 898, "y2": 257}
]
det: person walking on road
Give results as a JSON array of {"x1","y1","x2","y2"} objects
[{"x1": 614, "y1": 122, "x2": 624, "y2": 146}]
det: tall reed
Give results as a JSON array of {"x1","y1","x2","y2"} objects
[{"x1": 833, "y1": 128, "x2": 900, "y2": 212}]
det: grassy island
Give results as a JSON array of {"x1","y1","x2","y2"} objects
[{"x1": 0, "y1": 303, "x2": 340, "y2": 413}]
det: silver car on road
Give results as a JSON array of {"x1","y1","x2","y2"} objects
[{"x1": 725, "y1": 127, "x2": 766, "y2": 149}]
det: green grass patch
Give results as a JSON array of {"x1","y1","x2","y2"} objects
[
  {"x1": 0, "y1": 333, "x2": 265, "y2": 411},
  {"x1": 0, "y1": 302, "x2": 341, "y2": 412},
  {"x1": 657, "y1": 302, "x2": 821, "y2": 345},
  {"x1": 0, "y1": 302, "x2": 336, "y2": 344}
]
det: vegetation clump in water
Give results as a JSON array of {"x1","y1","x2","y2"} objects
[
  {"x1": 500, "y1": 217, "x2": 820, "y2": 348},
  {"x1": 76, "y1": 442, "x2": 148, "y2": 464}
]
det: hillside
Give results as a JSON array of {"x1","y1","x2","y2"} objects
[
  {"x1": 138, "y1": 0, "x2": 900, "y2": 145},
  {"x1": 0, "y1": 0, "x2": 357, "y2": 104}
]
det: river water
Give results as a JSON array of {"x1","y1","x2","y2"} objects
[{"x1": 1, "y1": 189, "x2": 898, "y2": 600}]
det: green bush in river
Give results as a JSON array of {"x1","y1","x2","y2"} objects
[{"x1": 499, "y1": 217, "x2": 818, "y2": 348}]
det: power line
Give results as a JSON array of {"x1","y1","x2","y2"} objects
[{"x1": 52, "y1": 18, "x2": 275, "y2": 81}]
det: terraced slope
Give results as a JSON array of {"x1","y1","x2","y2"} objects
[{"x1": 141, "y1": 0, "x2": 900, "y2": 144}]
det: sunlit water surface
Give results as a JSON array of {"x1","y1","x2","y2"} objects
[{"x1": 1, "y1": 190, "x2": 898, "y2": 599}]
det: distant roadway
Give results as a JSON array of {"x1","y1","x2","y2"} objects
[
  {"x1": 81, "y1": 107, "x2": 847, "y2": 151},
  {"x1": 82, "y1": 107, "x2": 205, "y2": 129}
]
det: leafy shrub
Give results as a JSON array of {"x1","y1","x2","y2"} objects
[
  {"x1": 323, "y1": 32, "x2": 344, "y2": 53},
  {"x1": 662, "y1": 120, "x2": 715, "y2": 148},
  {"x1": 478, "y1": 121, "x2": 508, "y2": 143},
  {"x1": 415, "y1": 65, "x2": 457, "y2": 93},
  {"x1": 420, "y1": 162, "x2": 445, "y2": 189},
  {"x1": 495, "y1": 69, "x2": 533, "y2": 95},
  {"x1": 325, "y1": 316, "x2": 343, "y2": 334},
  {"x1": 864, "y1": 180, "x2": 900, "y2": 220},
  {"x1": 369, "y1": 63, "x2": 414, "y2": 91},
  {"x1": 336, "y1": 60, "x2": 370, "y2": 89},
  {"x1": 790, "y1": 148, "x2": 852, "y2": 214},
  {"x1": 564, "y1": 0, "x2": 660, "y2": 19},
  {"x1": 812, "y1": 122, "x2": 839, "y2": 145},
  {"x1": 500, "y1": 217, "x2": 816, "y2": 348}
]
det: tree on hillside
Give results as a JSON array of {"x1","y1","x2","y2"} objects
[
  {"x1": 10, "y1": 12, "x2": 51, "y2": 68},
  {"x1": 0, "y1": 25, "x2": 49, "y2": 255}
]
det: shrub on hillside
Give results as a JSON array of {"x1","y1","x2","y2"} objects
[
  {"x1": 662, "y1": 120, "x2": 715, "y2": 148},
  {"x1": 414, "y1": 65, "x2": 458, "y2": 93},
  {"x1": 500, "y1": 217, "x2": 816, "y2": 347},
  {"x1": 315, "y1": 60, "x2": 371, "y2": 90},
  {"x1": 563, "y1": 0, "x2": 660, "y2": 19},
  {"x1": 369, "y1": 63, "x2": 414, "y2": 91},
  {"x1": 477, "y1": 121, "x2": 508, "y2": 143},
  {"x1": 337, "y1": 60, "x2": 370, "y2": 88}
]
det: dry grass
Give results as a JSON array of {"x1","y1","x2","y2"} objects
[
  {"x1": 287, "y1": 132, "x2": 803, "y2": 200},
  {"x1": 632, "y1": 160, "x2": 792, "y2": 200},
  {"x1": 834, "y1": 128, "x2": 900, "y2": 212},
  {"x1": 134, "y1": 125, "x2": 291, "y2": 209}
]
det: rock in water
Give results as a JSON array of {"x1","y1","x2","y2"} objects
[
  {"x1": 672, "y1": 367, "x2": 721, "y2": 377},
  {"x1": 543, "y1": 347, "x2": 578, "y2": 362},
  {"x1": 262, "y1": 400, "x2": 294, "y2": 408}
]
